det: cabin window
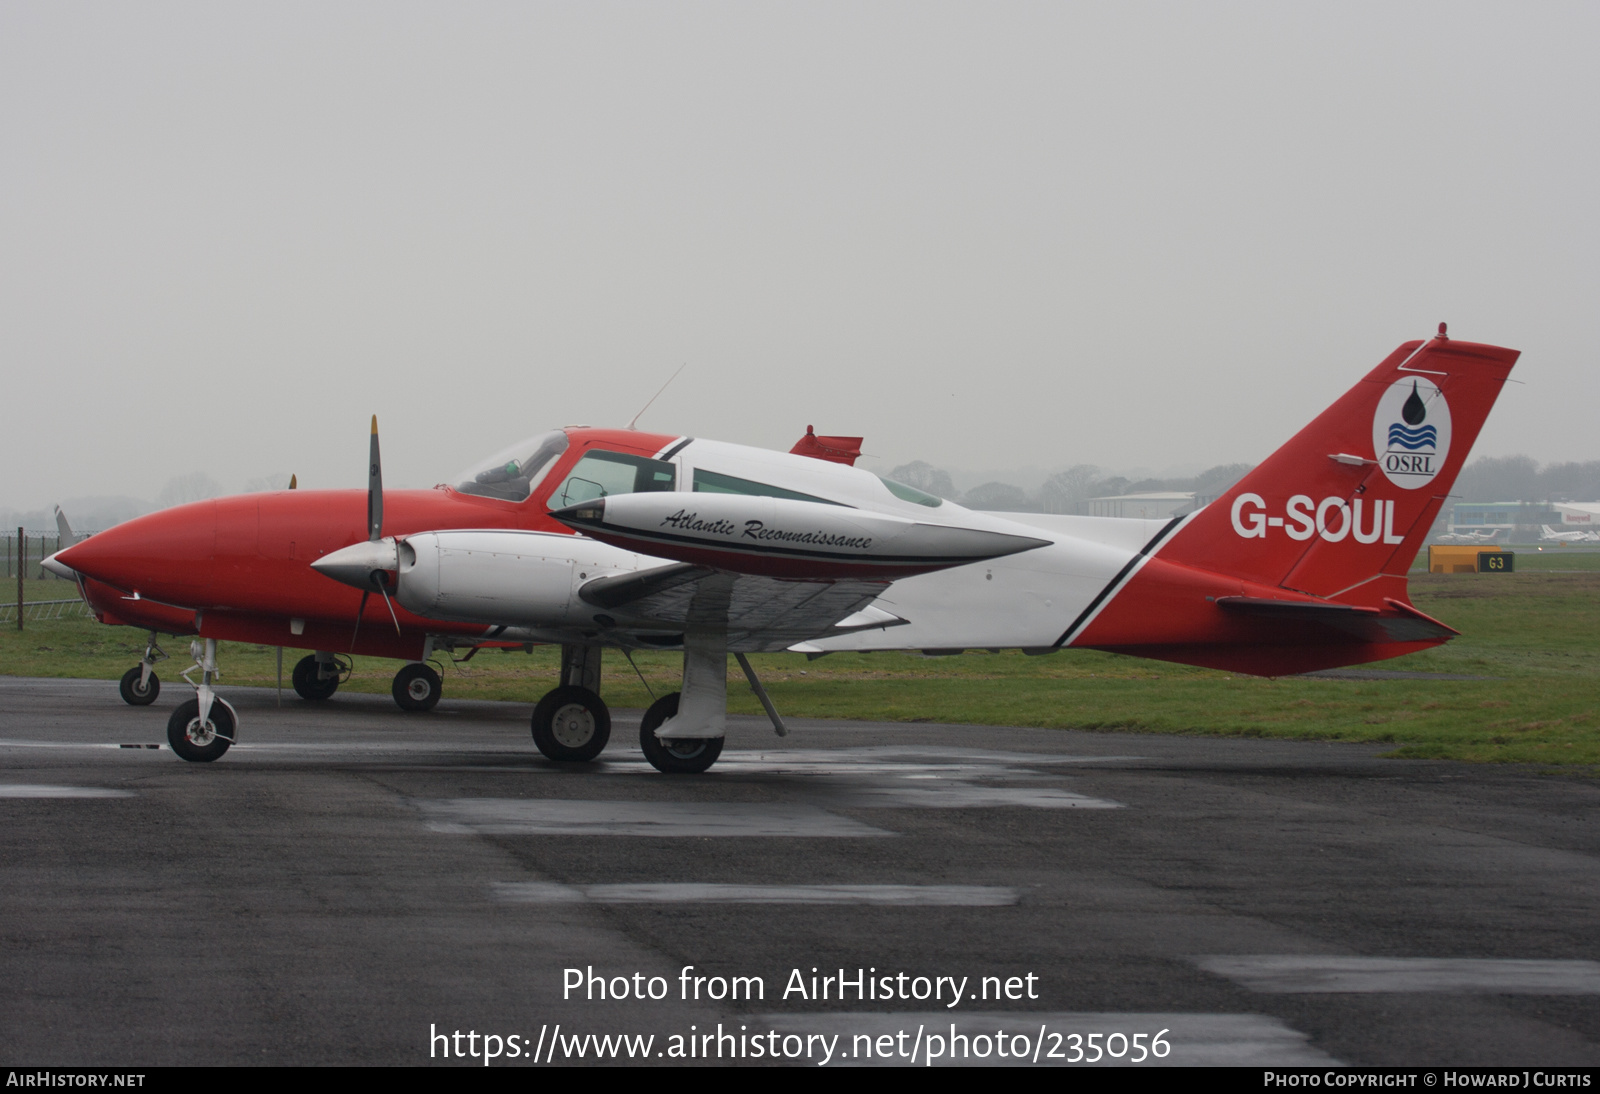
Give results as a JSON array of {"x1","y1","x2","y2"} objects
[
  {"x1": 692, "y1": 468, "x2": 841, "y2": 505},
  {"x1": 551, "y1": 450, "x2": 677, "y2": 507},
  {"x1": 878, "y1": 476, "x2": 943, "y2": 508}
]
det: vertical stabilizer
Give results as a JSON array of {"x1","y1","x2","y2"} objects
[{"x1": 1157, "y1": 331, "x2": 1518, "y2": 601}]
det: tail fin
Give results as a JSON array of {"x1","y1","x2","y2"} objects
[
  {"x1": 54, "y1": 506, "x2": 78, "y2": 546},
  {"x1": 1069, "y1": 330, "x2": 1518, "y2": 675},
  {"x1": 1159, "y1": 330, "x2": 1518, "y2": 601}
]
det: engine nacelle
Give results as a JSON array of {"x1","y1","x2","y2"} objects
[{"x1": 396, "y1": 530, "x2": 652, "y2": 627}]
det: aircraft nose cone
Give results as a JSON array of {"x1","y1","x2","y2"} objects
[{"x1": 56, "y1": 501, "x2": 218, "y2": 598}]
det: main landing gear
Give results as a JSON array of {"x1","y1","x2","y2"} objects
[
  {"x1": 638, "y1": 692, "x2": 723, "y2": 774},
  {"x1": 526, "y1": 637, "x2": 787, "y2": 774},
  {"x1": 119, "y1": 632, "x2": 167, "y2": 706},
  {"x1": 531, "y1": 645, "x2": 611, "y2": 763},
  {"x1": 392, "y1": 661, "x2": 442, "y2": 712},
  {"x1": 166, "y1": 638, "x2": 237, "y2": 763},
  {"x1": 291, "y1": 652, "x2": 343, "y2": 701},
  {"x1": 291, "y1": 650, "x2": 444, "y2": 712},
  {"x1": 638, "y1": 631, "x2": 730, "y2": 775}
]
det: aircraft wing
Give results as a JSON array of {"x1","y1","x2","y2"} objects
[{"x1": 578, "y1": 563, "x2": 905, "y2": 651}]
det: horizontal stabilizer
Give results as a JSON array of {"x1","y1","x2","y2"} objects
[{"x1": 1215, "y1": 596, "x2": 1458, "y2": 643}]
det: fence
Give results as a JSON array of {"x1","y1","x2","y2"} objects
[
  {"x1": 0, "y1": 598, "x2": 94, "y2": 624},
  {"x1": 4, "y1": 531, "x2": 95, "y2": 580}
]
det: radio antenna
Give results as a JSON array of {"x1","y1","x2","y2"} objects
[{"x1": 627, "y1": 363, "x2": 687, "y2": 431}]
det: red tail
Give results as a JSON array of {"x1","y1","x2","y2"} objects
[{"x1": 1071, "y1": 330, "x2": 1519, "y2": 675}]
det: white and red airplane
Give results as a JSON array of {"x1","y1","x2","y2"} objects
[
  {"x1": 1540, "y1": 525, "x2": 1599, "y2": 544},
  {"x1": 52, "y1": 326, "x2": 1517, "y2": 773}
]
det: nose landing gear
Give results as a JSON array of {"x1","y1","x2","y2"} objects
[
  {"x1": 118, "y1": 632, "x2": 167, "y2": 706},
  {"x1": 166, "y1": 638, "x2": 237, "y2": 762}
]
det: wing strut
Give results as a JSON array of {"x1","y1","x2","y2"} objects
[{"x1": 734, "y1": 652, "x2": 788, "y2": 738}]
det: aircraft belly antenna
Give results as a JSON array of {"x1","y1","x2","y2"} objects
[{"x1": 627, "y1": 363, "x2": 687, "y2": 431}]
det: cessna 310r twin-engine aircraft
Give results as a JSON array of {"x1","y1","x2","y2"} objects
[{"x1": 51, "y1": 326, "x2": 1518, "y2": 773}]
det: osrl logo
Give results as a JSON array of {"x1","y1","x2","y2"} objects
[
  {"x1": 1371, "y1": 377, "x2": 1452, "y2": 490},
  {"x1": 1231, "y1": 494, "x2": 1406, "y2": 544}
]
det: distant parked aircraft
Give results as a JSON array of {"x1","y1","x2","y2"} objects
[
  {"x1": 1540, "y1": 525, "x2": 1600, "y2": 544},
  {"x1": 1436, "y1": 529, "x2": 1500, "y2": 545}
]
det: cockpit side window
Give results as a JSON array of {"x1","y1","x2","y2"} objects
[
  {"x1": 549, "y1": 450, "x2": 677, "y2": 508},
  {"x1": 455, "y1": 431, "x2": 570, "y2": 502},
  {"x1": 692, "y1": 468, "x2": 842, "y2": 505}
]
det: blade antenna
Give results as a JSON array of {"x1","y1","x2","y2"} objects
[{"x1": 626, "y1": 363, "x2": 686, "y2": 431}]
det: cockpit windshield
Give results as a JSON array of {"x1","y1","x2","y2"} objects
[{"x1": 453, "y1": 431, "x2": 569, "y2": 501}]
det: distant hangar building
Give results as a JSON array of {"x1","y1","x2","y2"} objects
[{"x1": 1553, "y1": 501, "x2": 1600, "y2": 528}]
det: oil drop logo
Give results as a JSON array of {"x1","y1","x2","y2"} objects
[{"x1": 1372, "y1": 377, "x2": 1451, "y2": 489}]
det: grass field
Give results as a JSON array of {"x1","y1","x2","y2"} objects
[{"x1": 2, "y1": 570, "x2": 1595, "y2": 767}]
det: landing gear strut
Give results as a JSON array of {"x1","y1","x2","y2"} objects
[
  {"x1": 167, "y1": 638, "x2": 236, "y2": 762},
  {"x1": 531, "y1": 644, "x2": 611, "y2": 762},
  {"x1": 119, "y1": 632, "x2": 167, "y2": 706}
]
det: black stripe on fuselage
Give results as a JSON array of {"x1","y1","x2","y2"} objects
[
  {"x1": 1052, "y1": 514, "x2": 1185, "y2": 649},
  {"x1": 658, "y1": 437, "x2": 694, "y2": 461},
  {"x1": 571, "y1": 520, "x2": 1021, "y2": 567}
]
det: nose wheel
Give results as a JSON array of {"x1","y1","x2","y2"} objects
[
  {"x1": 119, "y1": 632, "x2": 167, "y2": 706},
  {"x1": 168, "y1": 639, "x2": 236, "y2": 763},
  {"x1": 119, "y1": 665, "x2": 160, "y2": 705},
  {"x1": 531, "y1": 685, "x2": 611, "y2": 762},
  {"x1": 167, "y1": 698, "x2": 234, "y2": 762}
]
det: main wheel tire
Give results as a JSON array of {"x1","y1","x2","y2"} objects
[
  {"x1": 638, "y1": 692, "x2": 724, "y2": 774},
  {"x1": 530, "y1": 685, "x2": 611, "y2": 762},
  {"x1": 119, "y1": 666, "x2": 160, "y2": 706},
  {"x1": 291, "y1": 655, "x2": 339, "y2": 701},
  {"x1": 166, "y1": 698, "x2": 234, "y2": 762},
  {"x1": 392, "y1": 662, "x2": 442, "y2": 712}
]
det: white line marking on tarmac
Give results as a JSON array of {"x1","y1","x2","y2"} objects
[
  {"x1": 0, "y1": 740, "x2": 165, "y2": 751},
  {"x1": 0, "y1": 784, "x2": 136, "y2": 798},
  {"x1": 828, "y1": 786, "x2": 1121, "y2": 809},
  {"x1": 418, "y1": 799, "x2": 893, "y2": 837},
  {"x1": 751, "y1": 1012, "x2": 1336, "y2": 1066},
  {"x1": 493, "y1": 882, "x2": 1018, "y2": 905},
  {"x1": 1195, "y1": 956, "x2": 1600, "y2": 994}
]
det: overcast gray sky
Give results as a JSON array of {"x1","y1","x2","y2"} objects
[{"x1": 3, "y1": 1, "x2": 1595, "y2": 510}]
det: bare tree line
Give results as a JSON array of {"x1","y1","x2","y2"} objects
[{"x1": 887, "y1": 461, "x2": 1254, "y2": 514}]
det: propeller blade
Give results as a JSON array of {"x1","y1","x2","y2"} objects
[
  {"x1": 350, "y1": 588, "x2": 370, "y2": 654},
  {"x1": 377, "y1": 582, "x2": 402, "y2": 638},
  {"x1": 367, "y1": 415, "x2": 383, "y2": 542}
]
